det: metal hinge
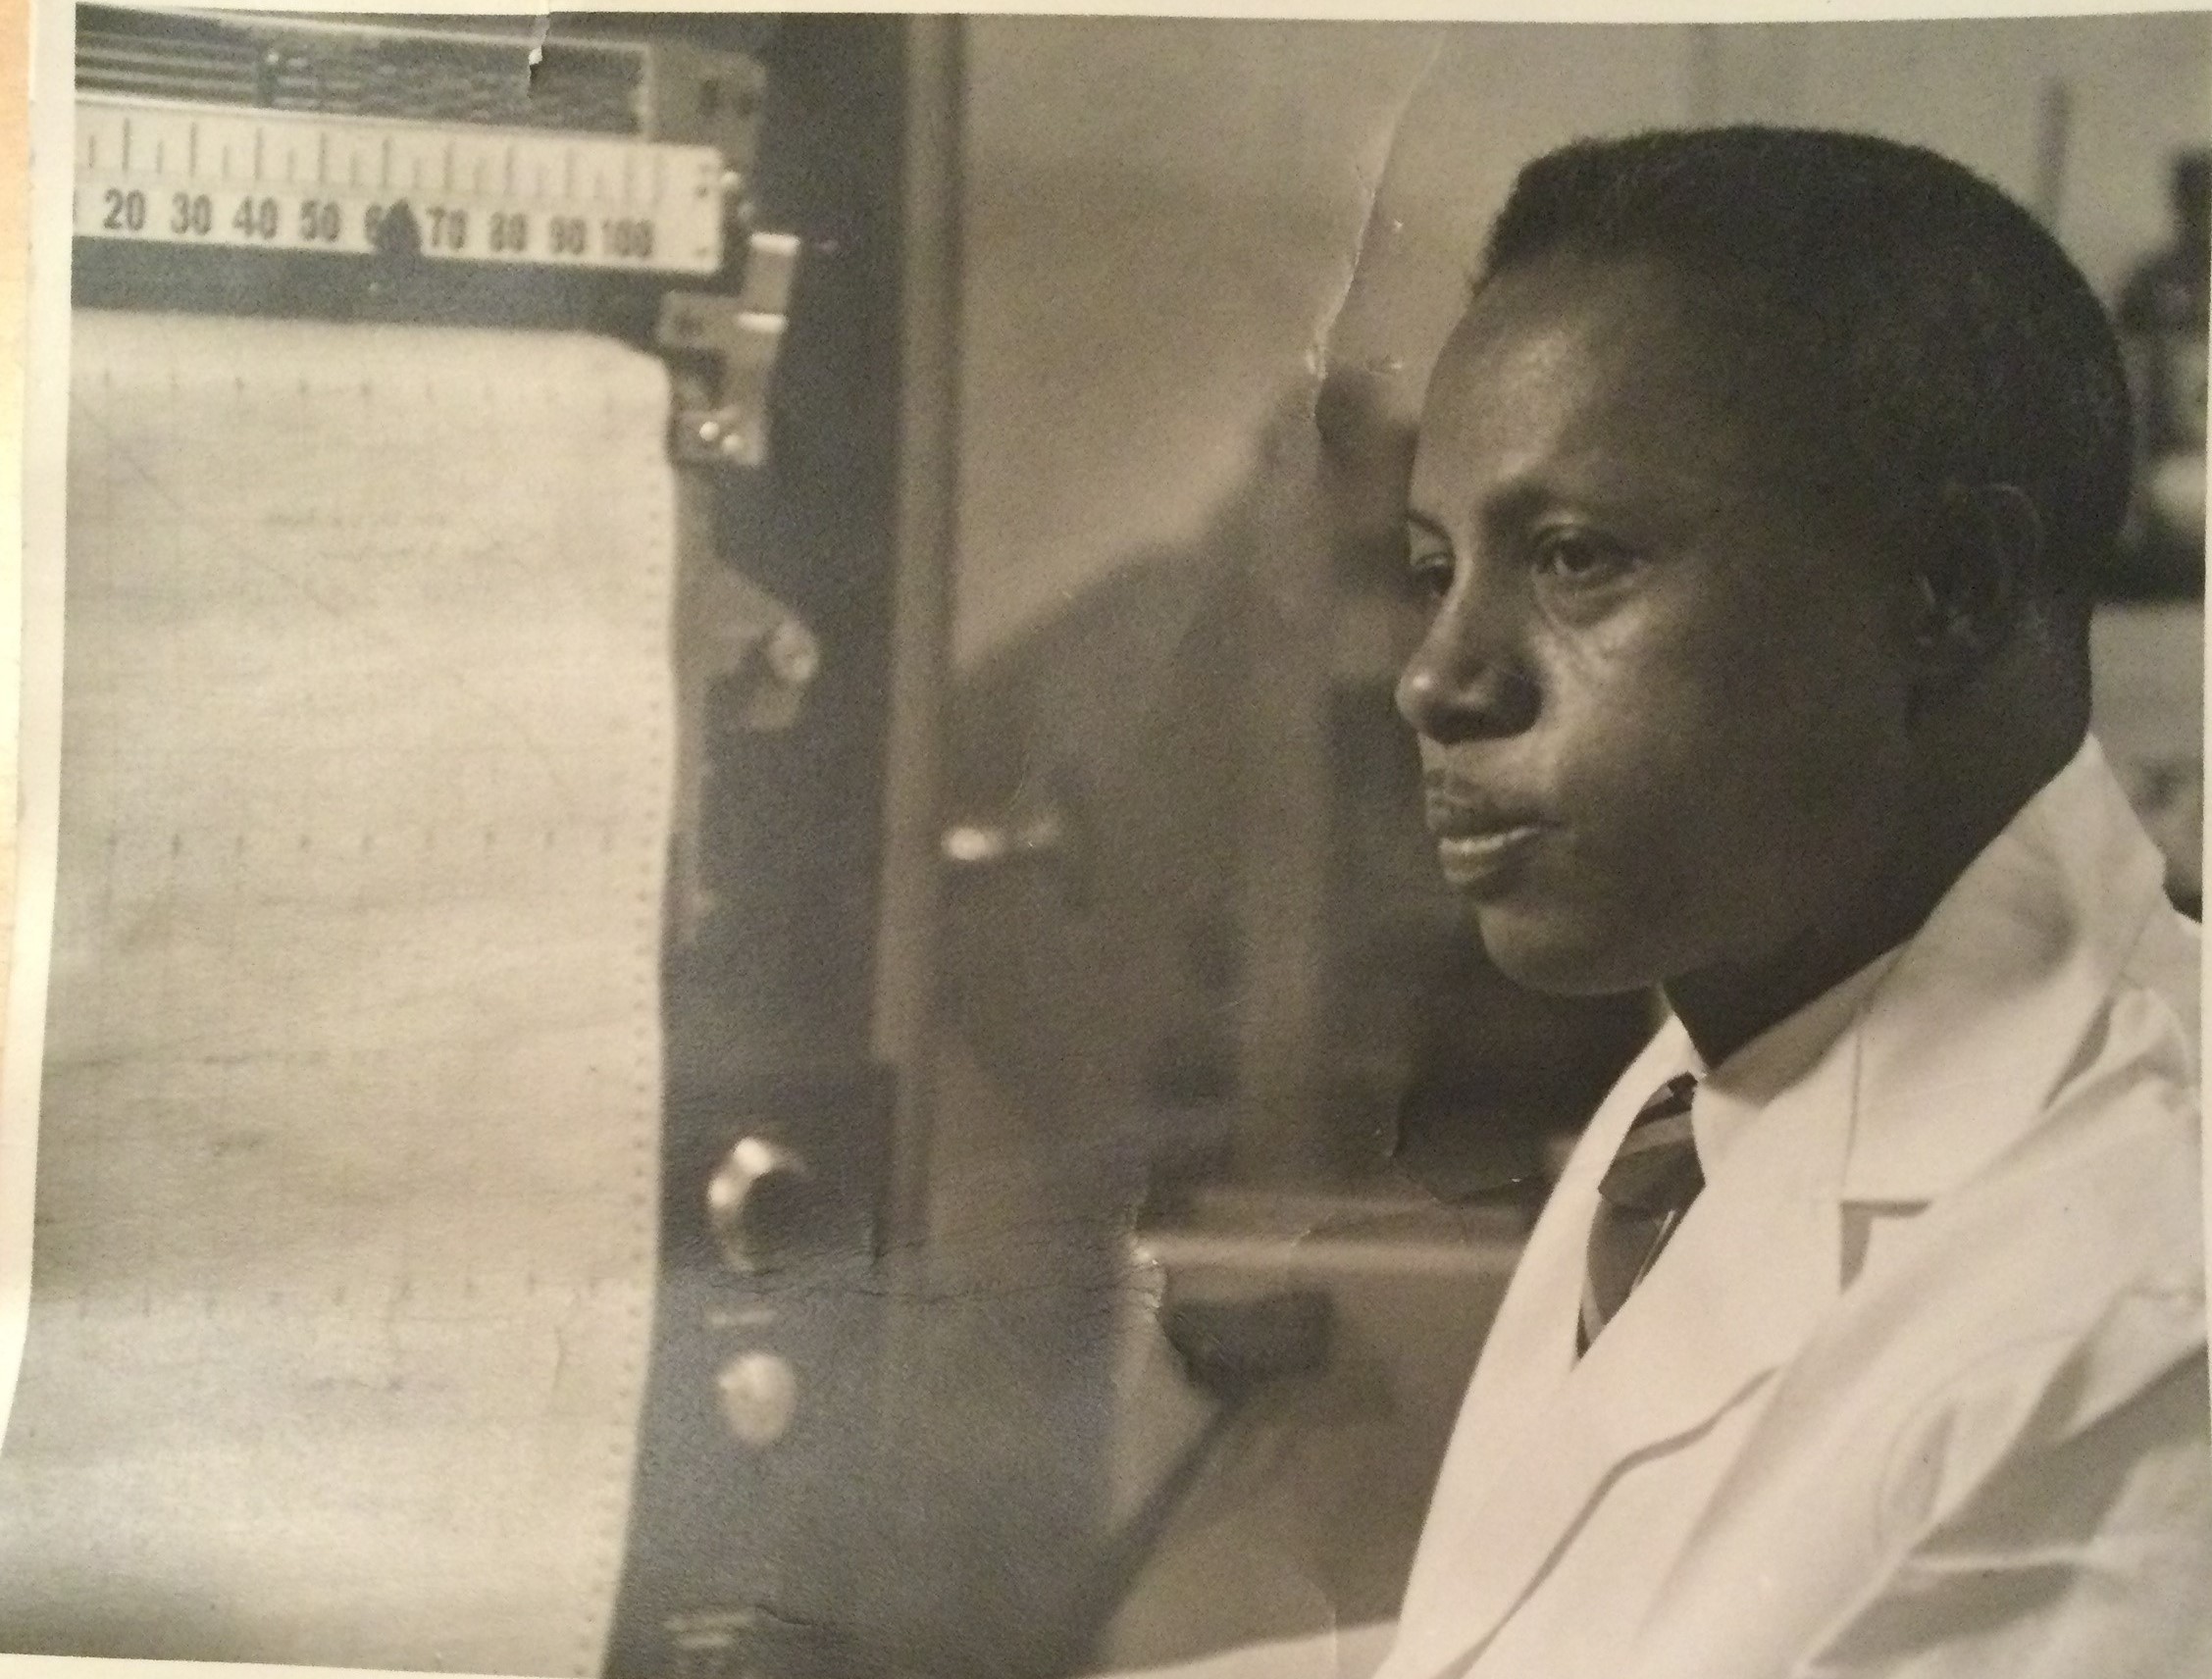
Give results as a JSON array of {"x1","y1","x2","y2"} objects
[{"x1": 656, "y1": 229, "x2": 801, "y2": 469}]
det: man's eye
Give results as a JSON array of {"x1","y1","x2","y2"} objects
[
  {"x1": 1532, "y1": 530, "x2": 1632, "y2": 585},
  {"x1": 1407, "y1": 549, "x2": 1455, "y2": 601}
]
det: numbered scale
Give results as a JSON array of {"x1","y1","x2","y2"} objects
[{"x1": 75, "y1": 94, "x2": 729, "y2": 275}]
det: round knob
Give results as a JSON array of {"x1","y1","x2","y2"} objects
[
  {"x1": 706, "y1": 1136, "x2": 812, "y2": 1274},
  {"x1": 941, "y1": 803, "x2": 1069, "y2": 868},
  {"x1": 941, "y1": 769, "x2": 1090, "y2": 908},
  {"x1": 716, "y1": 1351, "x2": 798, "y2": 1447}
]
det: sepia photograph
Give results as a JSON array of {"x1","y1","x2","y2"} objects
[{"x1": 0, "y1": 9, "x2": 2206, "y2": 1679}]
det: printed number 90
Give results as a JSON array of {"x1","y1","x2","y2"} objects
[{"x1": 601, "y1": 219, "x2": 654, "y2": 260}]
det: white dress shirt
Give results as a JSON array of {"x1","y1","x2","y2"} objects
[{"x1": 1374, "y1": 735, "x2": 2209, "y2": 1679}]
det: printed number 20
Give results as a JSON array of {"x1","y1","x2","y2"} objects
[{"x1": 102, "y1": 188, "x2": 146, "y2": 232}]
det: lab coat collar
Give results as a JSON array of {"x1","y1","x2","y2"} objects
[
  {"x1": 1678, "y1": 735, "x2": 2166, "y2": 1224},
  {"x1": 1388, "y1": 736, "x2": 2167, "y2": 1679},
  {"x1": 1837, "y1": 735, "x2": 2170, "y2": 1207}
]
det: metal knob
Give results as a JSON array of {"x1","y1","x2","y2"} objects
[
  {"x1": 716, "y1": 1351, "x2": 799, "y2": 1447},
  {"x1": 941, "y1": 803, "x2": 1071, "y2": 868},
  {"x1": 941, "y1": 772, "x2": 1090, "y2": 906},
  {"x1": 705, "y1": 1135, "x2": 812, "y2": 1274}
]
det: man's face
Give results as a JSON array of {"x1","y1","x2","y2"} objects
[{"x1": 1399, "y1": 255, "x2": 1921, "y2": 997}]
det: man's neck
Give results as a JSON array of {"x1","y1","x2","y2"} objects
[{"x1": 1664, "y1": 727, "x2": 2085, "y2": 1069}]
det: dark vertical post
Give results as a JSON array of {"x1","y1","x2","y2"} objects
[
  {"x1": 604, "y1": 17, "x2": 919, "y2": 1678},
  {"x1": 873, "y1": 13, "x2": 960, "y2": 1280}
]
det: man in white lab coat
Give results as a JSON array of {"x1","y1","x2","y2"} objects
[{"x1": 1382, "y1": 128, "x2": 2209, "y2": 1678}]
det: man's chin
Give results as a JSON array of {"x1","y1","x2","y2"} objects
[{"x1": 1472, "y1": 905, "x2": 1657, "y2": 999}]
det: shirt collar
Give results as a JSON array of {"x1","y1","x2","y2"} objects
[{"x1": 1685, "y1": 947, "x2": 1900, "y2": 1182}]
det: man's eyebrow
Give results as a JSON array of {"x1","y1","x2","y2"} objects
[
  {"x1": 1408, "y1": 483, "x2": 1555, "y2": 545},
  {"x1": 1405, "y1": 509, "x2": 1453, "y2": 546}
]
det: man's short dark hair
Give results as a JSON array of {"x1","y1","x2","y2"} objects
[{"x1": 1479, "y1": 127, "x2": 2134, "y2": 617}]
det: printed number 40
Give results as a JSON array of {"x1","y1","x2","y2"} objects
[{"x1": 232, "y1": 196, "x2": 280, "y2": 240}]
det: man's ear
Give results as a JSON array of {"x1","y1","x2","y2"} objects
[{"x1": 1905, "y1": 482, "x2": 2042, "y2": 683}]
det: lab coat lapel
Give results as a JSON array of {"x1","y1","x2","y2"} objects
[
  {"x1": 1446, "y1": 1030, "x2": 1692, "y2": 1464},
  {"x1": 1389, "y1": 1035, "x2": 1853, "y2": 1679},
  {"x1": 1391, "y1": 1028, "x2": 1685, "y2": 1668}
]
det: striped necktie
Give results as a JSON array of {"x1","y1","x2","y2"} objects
[{"x1": 1578, "y1": 1072, "x2": 1702, "y2": 1355}]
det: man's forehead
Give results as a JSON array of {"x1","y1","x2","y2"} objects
[
  {"x1": 1438, "y1": 254, "x2": 1713, "y2": 395},
  {"x1": 1415, "y1": 257, "x2": 1759, "y2": 494}
]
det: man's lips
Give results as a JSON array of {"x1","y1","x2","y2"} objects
[
  {"x1": 1432, "y1": 826, "x2": 1545, "y2": 888},
  {"x1": 1423, "y1": 790, "x2": 1549, "y2": 836},
  {"x1": 1424, "y1": 795, "x2": 1551, "y2": 889}
]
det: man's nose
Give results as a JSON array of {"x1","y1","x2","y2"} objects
[{"x1": 1395, "y1": 585, "x2": 1539, "y2": 743}]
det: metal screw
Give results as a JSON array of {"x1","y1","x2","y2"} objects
[{"x1": 766, "y1": 622, "x2": 819, "y2": 686}]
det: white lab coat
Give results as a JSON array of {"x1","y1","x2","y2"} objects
[{"x1": 1376, "y1": 737, "x2": 2211, "y2": 1679}]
